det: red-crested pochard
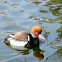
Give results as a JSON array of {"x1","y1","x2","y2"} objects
[{"x1": 4, "y1": 26, "x2": 45, "y2": 47}]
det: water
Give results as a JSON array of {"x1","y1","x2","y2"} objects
[{"x1": 0, "y1": 0, "x2": 62, "y2": 62}]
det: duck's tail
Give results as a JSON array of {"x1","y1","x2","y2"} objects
[{"x1": 4, "y1": 34, "x2": 14, "y2": 44}]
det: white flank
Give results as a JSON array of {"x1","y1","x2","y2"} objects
[
  {"x1": 10, "y1": 40, "x2": 28, "y2": 46},
  {"x1": 9, "y1": 35, "x2": 30, "y2": 46}
]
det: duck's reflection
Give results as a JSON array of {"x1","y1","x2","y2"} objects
[
  {"x1": 13, "y1": 45, "x2": 44, "y2": 61},
  {"x1": 32, "y1": 45, "x2": 45, "y2": 61},
  {"x1": 5, "y1": 43, "x2": 45, "y2": 61}
]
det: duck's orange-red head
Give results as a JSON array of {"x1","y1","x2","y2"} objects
[
  {"x1": 31, "y1": 26, "x2": 45, "y2": 40},
  {"x1": 31, "y1": 26, "x2": 42, "y2": 34}
]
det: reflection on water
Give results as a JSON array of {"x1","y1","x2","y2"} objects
[
  {"x1": 32, "y1": 46, "x2": 44, "y2": 61},
  {"x1": 5, "y1": 41, "x2": 45, "y2": 61},
  {"x1": 56, "y1": 26, "x2": 62, "y2": 38},
  {"x1": 45, "y1": 0, "x2": 62, "y2": 23}
]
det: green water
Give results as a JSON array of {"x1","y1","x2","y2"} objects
[{"x1": 0, "y1": 0, "x2": 62, "y2": 62}]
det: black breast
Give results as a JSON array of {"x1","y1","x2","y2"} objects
[{"x1": 25, "y1": 34, "x2": 39, "y2": 47}]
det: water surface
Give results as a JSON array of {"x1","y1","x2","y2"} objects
[{"x1": 0, "y1": 0, "x2": 62, "y2": 62}]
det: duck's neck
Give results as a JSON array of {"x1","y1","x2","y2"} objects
[{"x1": 25, "y1": 34, "x2": 39, "y2": 47}]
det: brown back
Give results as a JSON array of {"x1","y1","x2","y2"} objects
[{"x1": 13, "y1": 31, "x2": 29, "y2": 42}]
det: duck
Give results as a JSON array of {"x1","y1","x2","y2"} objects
[{"x1": 4, "y1": 25, "x2": 45, "y2": 47}]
